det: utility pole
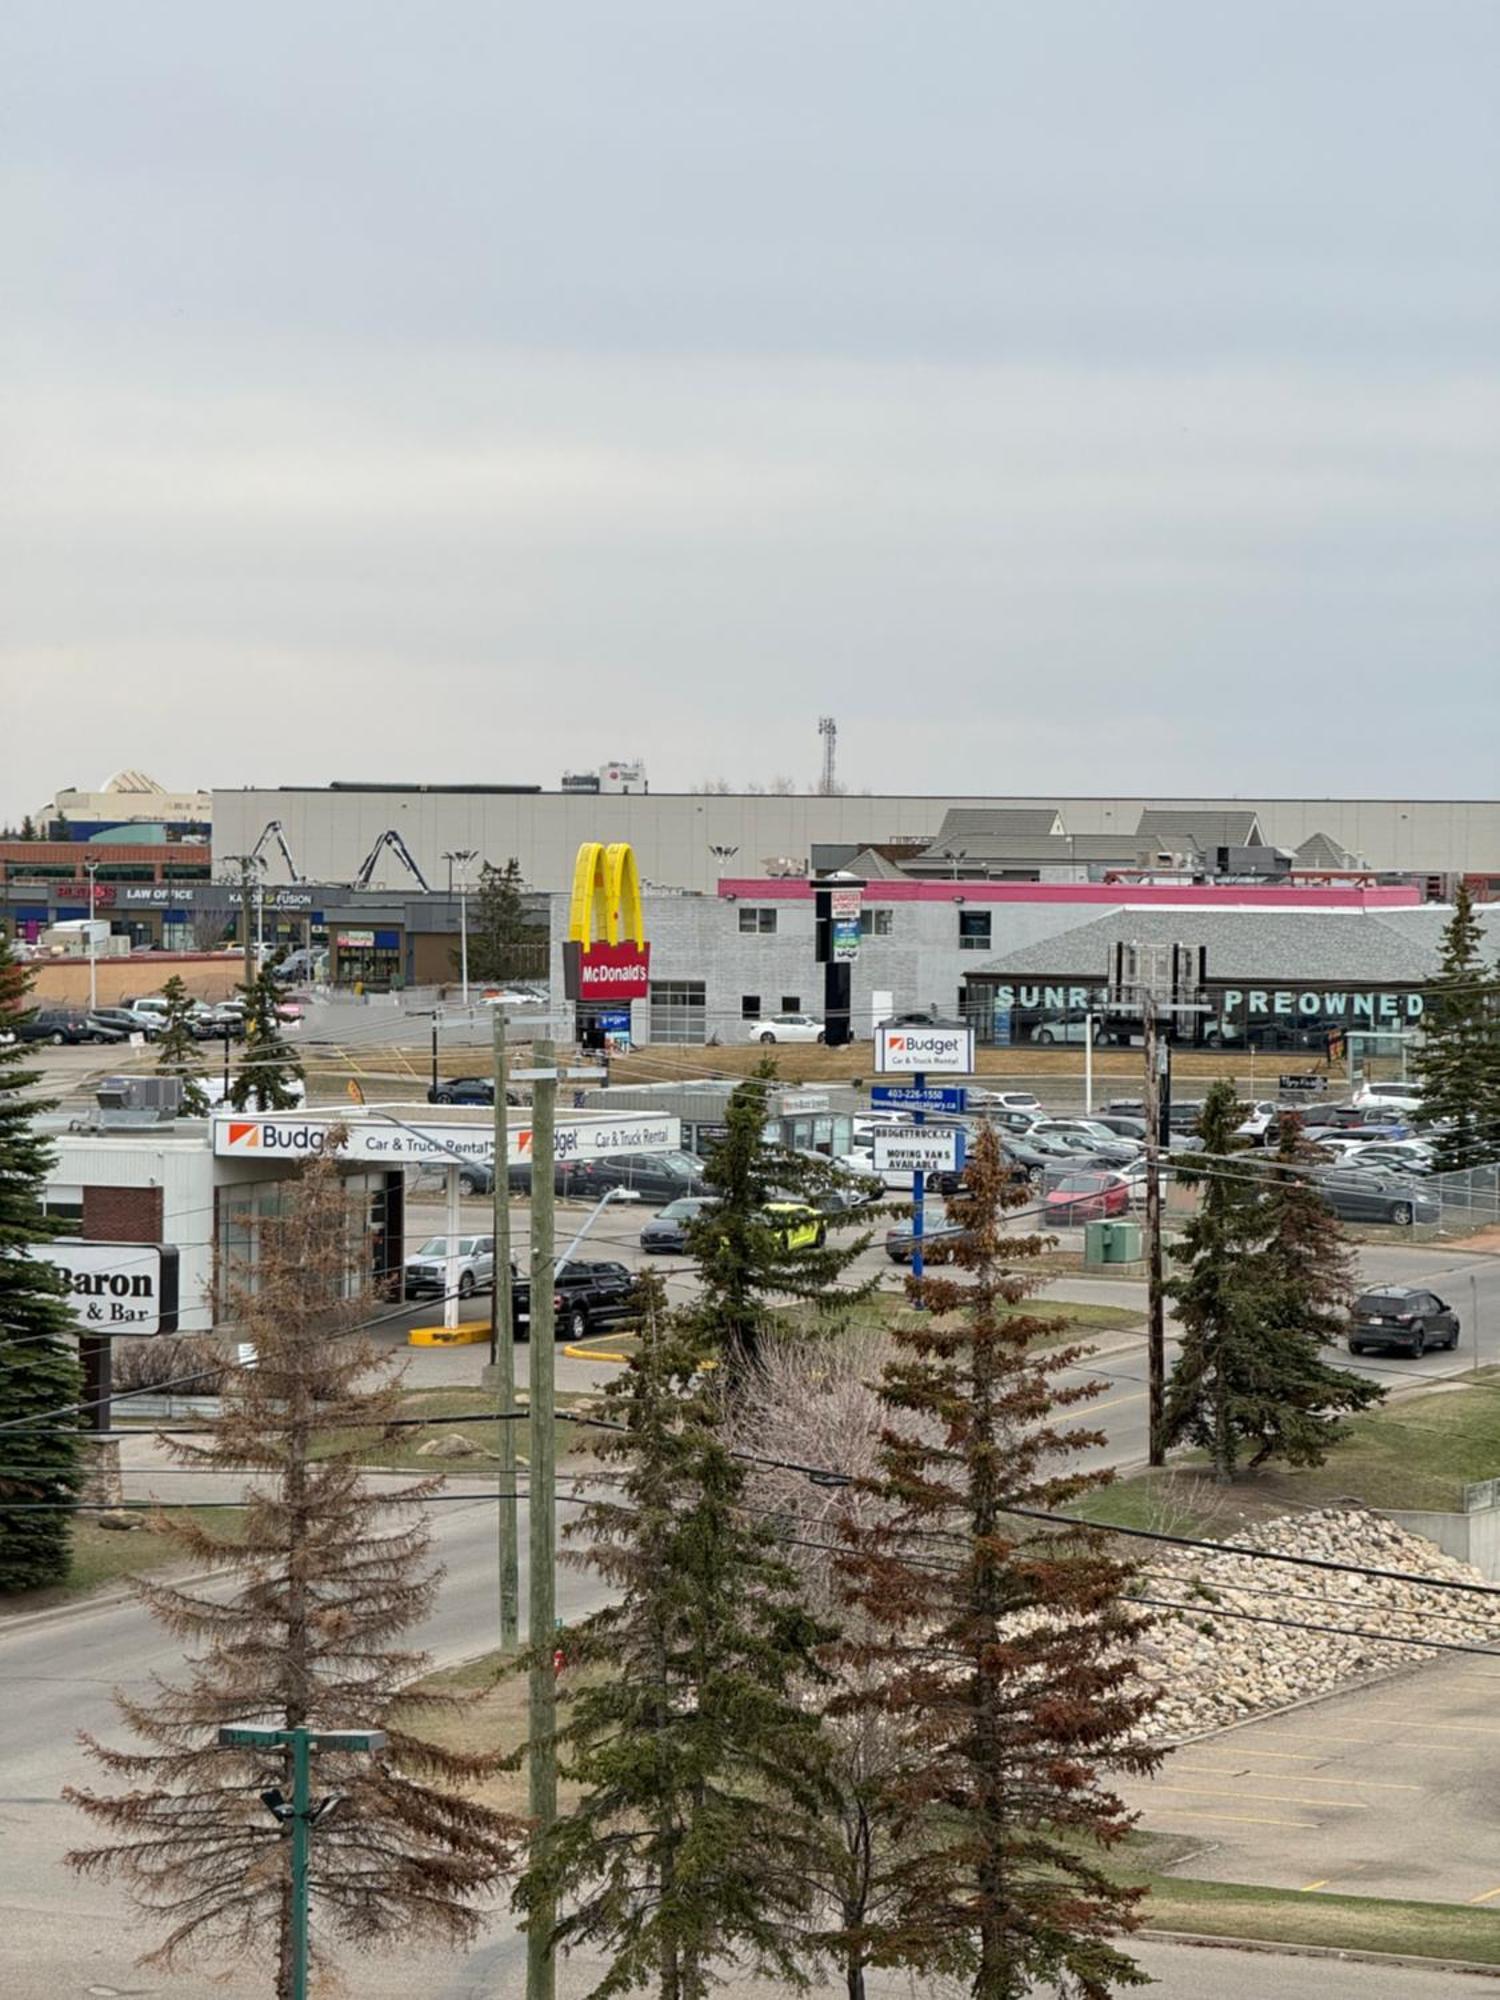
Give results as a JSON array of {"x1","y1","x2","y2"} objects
[
  {"x1": 526, "y1": 1036, "x2": 558, "y2": 2000},
  {"x1": 488, "y1": 1007, "x2": 519, "y2": 1651},
  {"x1": 1144, "y1": 993, "x2": 1166, "y2": 1467},
  {"x1": 223, "y1": 855, "x2": 258, "y2": 992}
]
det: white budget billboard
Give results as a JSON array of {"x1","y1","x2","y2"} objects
[
  {"x1": 213, "y1": 1112, "x2": 681, "y2": 1167},
  {"x1": 874, "y1": 1025, "x2": 975, "y2": 1074}
]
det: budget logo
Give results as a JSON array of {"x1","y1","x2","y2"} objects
[
  {"x1": 225, "y1": 1121, "x2": 261, "y2": 1150},
  {"x1": 875, "y1": 1023, "x2": 975, "y2": 1074},
  {"x1": 562, "y1": 841, "x2": 651, "y2": 1004}
]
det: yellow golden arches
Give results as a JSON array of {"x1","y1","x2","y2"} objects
[
  {"x1": 568, "y1": 841, "x2": 646, "y2": 949},
  {"x1": 603, "y1": 842, "x2": 645, "y2": 949}
]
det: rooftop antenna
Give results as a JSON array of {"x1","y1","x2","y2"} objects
[{"x1": 817, "y1": 715, "x2": 838, "y2": 795}]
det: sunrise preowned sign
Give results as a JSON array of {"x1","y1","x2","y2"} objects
[{"x1": 562, "y1": 840, "x2": 651, "y2": 1003}]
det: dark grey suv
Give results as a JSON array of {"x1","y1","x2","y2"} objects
[{"x1": 1348, "y1": 1287, "x2": 1459, "y2": 1357}]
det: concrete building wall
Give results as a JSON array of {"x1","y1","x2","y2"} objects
[{"x1": 215, "y1": 789, "x2": 1500, "y2": 894}]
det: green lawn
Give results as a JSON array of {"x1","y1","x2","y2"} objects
[
  {"x1": 1140, "y1": 1871, "x2": 1500, "y2": 1964},
  {"x1": 1072, "y1": 1369, "x2": 1500, "y2": 1538},
  {"x1": 0, "y1": 1507, "x2": 245, "y2": 1617},
  {"x1": 326, "y1": 1385, "x2": 602, "y2": 1474}
]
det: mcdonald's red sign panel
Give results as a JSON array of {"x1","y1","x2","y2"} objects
[{"x1": 563, "y1": 841, "x2": 651, "y2": 1003}]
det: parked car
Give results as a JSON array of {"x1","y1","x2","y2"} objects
[
  {"x1": 1353, "y1": 1081, "x2": 1424, "y2": 1114},
  {"x1": 1312, "y1": 1168, "x2": 1440, "y2": 1227},
  {"x1": 1089, "y1": 1113, "x2": 1148, "y2": 1144},
  {"x1": 1235, "y1": 1101, "x2": 1282, "y2": 1145},
  {"x1": 87, "y1": 1006, "x2": 159, "y2": 1042},
  {"x1": 15, "y1": 1008, "x2": 118, "y2": 1045},
  {"x1": 884, "y1": 1216, "x2": 971, "y2": 1263},
  {"x1": 427, "y1": 1076, "x2": 499, "y2": 1106},
  {"x1": 1347, "y1": 1286, "x2": 1460, "y2": 1357},
  {"x1": 756, "y1": 1202, "x2": 823, "y2": 1249},
  {"x1": 1043, "y1": 1170, "x2": 1132, "y2": 1222},
  {"x1": 402, "y1": 1233, "x2": 495, "y2": 1301},
  {"x1": 514, "y1": 1259, "x2": 639, "y2": 1343},
  {"x1": 190, "y1": 1002, "x2": 246, "y2": 1041},
  {"x1": 967, "y1": 1088, "x2": 1041, "y2": 1114},
  {"x1": 561, "y1": 1150, "x2": 710, "y2": 1206},
  {"x1": 640, "y1": 1196, "x2": 720, "y2": 1253},
  {"x1": 1344, "y1": 1140, "x2": 1437, "y2": 1176},
  {"x1": 1027, "y1": 1017, "x2": 1104, "y2": 1045},
  {"x1": 746, "y1": 1012, "x2": 826, "y2": 1044},
  {"x1": 1028, "y1": 1122, "x2": 1140, "y2": 1170},
  {"x1": 1303, "y1": 1104, "x2": 1412, "y2": 1143}
]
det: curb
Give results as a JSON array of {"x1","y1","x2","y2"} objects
[{"x1": 1140, "y1": 1928, "x2": 1500, "y2": 1979}]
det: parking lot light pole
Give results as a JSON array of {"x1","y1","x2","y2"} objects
[
  {"x1": 443, "y1": 849, "x2": 477, "y2": 1007},
  {"x1": 527, "y1": 1037, "x2": 559, "y2": 2000},
  {"x1": 217, "y1": 1723, "x2": 387, "y2": 2000}
]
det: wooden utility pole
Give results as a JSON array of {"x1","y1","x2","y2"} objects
[
  {"x1": 526, "y1": 1036, "x2": 558, "y2": 2000},
  {"x1": 1144, "y1": 993, "x2": 1166, "y2": 1467},
  {"x1": 490, "y1": 1006, "x2": 519, "y2": 1652}
]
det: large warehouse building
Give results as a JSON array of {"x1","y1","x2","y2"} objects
[{"x1": 213, "y1": 786, "x2": 1500, "y2": 896}]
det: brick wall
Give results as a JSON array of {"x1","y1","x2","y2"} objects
[{"x1": 82, "y1": 1184, "x2": 164, "y2": 1246}]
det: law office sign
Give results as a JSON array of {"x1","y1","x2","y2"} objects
[
  {"x1": 33, "y1": 1240, "x2": 180, "y2": 1335},
  {"x1": 562, "y1": 841, "x2": 651, "y2": 1002}
]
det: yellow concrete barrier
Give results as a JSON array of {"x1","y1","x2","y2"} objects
[{"x1": 408, "y1": 1323, "x2": 492, "y2": 1348}]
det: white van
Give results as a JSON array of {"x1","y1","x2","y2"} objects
[{"x1": 1353, "y1": 1080, "x2": 1423, "y2": 1113}]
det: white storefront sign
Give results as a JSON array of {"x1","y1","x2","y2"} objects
[
  {"x1": 212, "y1": 1111, "x2": 682, "y2": 1167},
  {"x1": 31, "y1": 1240, "x2": 178, "y2": 1335},
  {"x1": 871, "y1": 1125, "x2": 965, "y2": 1174},
  {"x1": 875, "y1": 1025, "x2": 975, "y2": 1074}
]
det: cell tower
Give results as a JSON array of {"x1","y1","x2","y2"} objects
[{"x1": 817, "y1": 715, "x2": 838, "y2": 795}]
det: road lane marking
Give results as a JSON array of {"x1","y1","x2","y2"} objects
[
  {"x1": 1137, "y1": 1808, "x2": 1316, "y2": 1829},
  {"x1": 1141, "y1": 1783, "x2": 1355, "y2": 1809},
  {"x1": 1359, "y1": 1718, "x2": 1500, "y2": 1736},
  {"x1": 1173, "y1": 1766, "x2": 1420, "y2": 1792},
  {"x1": 1469, "y1": 1887, "x2": 1500, "y2": 1906},
  {"x1": 1300, "y1": 1879, "x2": 1331, "y2": 1893}
]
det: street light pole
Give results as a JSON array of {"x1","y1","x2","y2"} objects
[
  {"x1": 443, "y1": 849, "x2": 478, "y2": 1007},
  {"x1": 217, "y1": 1723, "x2": 387, "y2": 2000}
]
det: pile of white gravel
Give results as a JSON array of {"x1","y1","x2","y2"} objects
[{"x1": 1132, "y1": 1504, "x2": 1500, "y2": 1742}]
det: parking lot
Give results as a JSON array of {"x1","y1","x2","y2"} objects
[{"x1": 1120, "y1": 1655, "x2": 1500, "y2": 1904}]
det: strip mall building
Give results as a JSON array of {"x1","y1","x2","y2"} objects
[{"x1": 546, "y1": 878, "x2": 1452, "y2": 1050}]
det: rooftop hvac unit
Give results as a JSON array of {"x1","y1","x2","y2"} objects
[{"x1": 94, "y1": 1075, "x2": 185, "y2": 1127}]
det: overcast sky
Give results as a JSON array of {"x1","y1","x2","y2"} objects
[{"x1": 3, "y1": 1, "x2": 1497, "y2": 821}]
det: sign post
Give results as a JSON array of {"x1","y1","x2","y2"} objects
[{"x1": 874, "y1": 1023, "x2": 975, "y2": 1302}]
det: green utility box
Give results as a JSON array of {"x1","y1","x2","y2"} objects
[{"x1": 1084, "y1": 1220, "x2": 1143, "y2": 1265}]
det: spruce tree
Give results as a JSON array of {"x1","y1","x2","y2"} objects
[
  {"x1": 1414, "y1": 882, "x2": 1500, "y2": 1169},
  {"x1": 468, "y1": 857, "x2": 539, "y2": 982},
  {"x1": 67, "y1": 1146, "x2": 522, "y2": 1992},
  {"x1": 1160, "y1": 1081, "x2": 1275, "y2": 1482},
  {"x1": 517, "y1": 1287, "x2": 835, "y2": 1998},
  {"x1": 18, "y1": 813, "x2": 36, "y2": 841},
  {"x1": 230, "y1": 953, "x2": 304, "y2": 1111},
  {"x1": 154, "y1": 973, "x2": 209, "y2": 1116},
  {"x1": 684, "y1": 1063, "x2": 878, "y2": 1377},
  {"x1": 0, "y1": 932, "x2": 83, "y2": 1591},
  {"x1": 835, "y1": 1124, "x2": 1159, "y2": 2000},
  {"x1": 1244, "y1": 1114, "x2": 1384, "y2": 1465}
]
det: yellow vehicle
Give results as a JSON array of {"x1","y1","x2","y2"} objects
[{"x1": 762, "y1": 1201, "x2": 826, "y2": 1251}]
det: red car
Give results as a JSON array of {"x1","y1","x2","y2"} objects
[{"x1": 1043, "y1": 1171, "x2": 1131, "y2": 1223}]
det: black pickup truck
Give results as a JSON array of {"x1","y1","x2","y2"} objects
[{"x1": 511, "y1": 1259, "x2": 639, "y2": 1342}]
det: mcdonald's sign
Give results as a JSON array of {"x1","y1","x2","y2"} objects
[{"x1": 562, "y1": 841, "x2": 652, "y2": 1003}]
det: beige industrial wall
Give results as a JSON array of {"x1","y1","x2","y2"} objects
[{"x1": 213, "y1": 789, "x2": 1500, "y2": 894}]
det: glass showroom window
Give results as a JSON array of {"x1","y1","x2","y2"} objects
[
  {"x1": 958, "y1": 910, "x2": 992, "y2": 951},
  {"x1": 649, "y1": 980, "x2": 707, "y2": 1045}
]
